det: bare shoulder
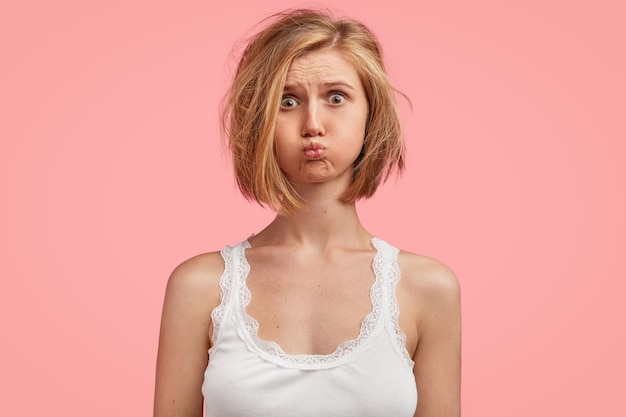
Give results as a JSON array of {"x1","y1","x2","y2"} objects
[
  {"x1": 395, "y1": 250, "x2": 461, "y2": 345},
  {"x1": 396, "y1": 251, "x2": 462, "y2": 416},
  {"x1": 160, "y1": 250, "x2": 226, "y2": 334},
  {"x1": 397, "y1": 250, "x2": 460, "y2": 304},
  {"x1": 167, "y1": 251, "x2": 225, "y2": 292},
  {"x1": 163, "y1": 251, "x2": 225, "y2": 318},
  {"x1": 154, "y1": 251, "x2": 225, "y2": 417}
]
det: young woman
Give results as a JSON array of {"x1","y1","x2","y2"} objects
[{"x1": 154, "y1": 9, "x2": 461, "y2": 417}]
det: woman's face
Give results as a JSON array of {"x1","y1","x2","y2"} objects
[{"x1": 274, "y1": 48, "x2": 369, "y2": 190}]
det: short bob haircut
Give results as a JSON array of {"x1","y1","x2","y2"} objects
[{"x1": 222, "y1": 8, "x2": 405, "y2": 216}]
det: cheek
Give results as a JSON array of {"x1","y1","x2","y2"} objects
[
  {"x1": 273, "y1": 133, "x2": 297, "y2": 170},
  {"x1": 347, "y1": 103, "x2": 368, "y2": 135},
  {"x1": 274, "y1": 118, "x2": 296, "y2": 148},
  {"x1": 273, "y1": 124, "x2": 287, "y2": 152},
  {"x1": 341, "y1": 114, "x2": 367, "y2": 149}
]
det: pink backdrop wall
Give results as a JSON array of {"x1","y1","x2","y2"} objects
[{"x1": 1, "y1": 0, "x2": 624, "y2": 415}]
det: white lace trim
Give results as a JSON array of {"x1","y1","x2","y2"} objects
[
  {"x1": 209, "y1": 246, "x2": 233, "y2": 353},
  {"x1": 211, "y1": 238, "x2": 415, "y2": 370},
  {"x1": 237, "y1": 239, "x2": 384, "y2": 370},
  {"x1": 382, "y1": 242, "x2": 416, "y2": 368}
]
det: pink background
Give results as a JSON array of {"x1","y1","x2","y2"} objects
[{"x1": 1, "y1": 0, "x2": 624, "y2": 415}]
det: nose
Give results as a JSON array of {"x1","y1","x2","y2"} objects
[{"x1": 301, "y1": 103, "x2": 325, "y2": 137}]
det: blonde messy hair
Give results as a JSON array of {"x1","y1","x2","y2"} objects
[{"x1": 222, "y1": 8, "x2": 406, "y2": 216}]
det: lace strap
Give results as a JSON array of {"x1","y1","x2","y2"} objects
[
  {"x1": 373, "y1": 238, "x2": 415, "y2": 369},
  {"x1": 210, "y1": 242, "x2": 246, "y2": 348},
  {"x1": 234, "y1": 239, "x2": 383, "y2": 370}
]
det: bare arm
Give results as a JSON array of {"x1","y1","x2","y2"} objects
[
  {"x1": 153, "y1": 252, "x2": 224, "y2": 417},
  {"x1": 401, "y1": 255, "x2": 462, "y2": 417}
]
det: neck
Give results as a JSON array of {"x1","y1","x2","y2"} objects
[{"x1": 252, "y1": 190, "x2": 371, "y2": 251}]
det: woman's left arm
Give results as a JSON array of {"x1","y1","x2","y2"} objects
[{"x1": 404, "y1": 257, "x2": 462, "y2": 417}]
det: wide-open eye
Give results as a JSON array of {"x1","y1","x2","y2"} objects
[
  {"x1": 328, "y1": 92, "x2": 346, "y2": 105},
  {"x1": 281, "y1": 96, "x2": 298, "y2": 108}
]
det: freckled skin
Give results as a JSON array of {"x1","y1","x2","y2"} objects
[{"x1": 274, "y1": 48, "x2": 369, "y2": 190}]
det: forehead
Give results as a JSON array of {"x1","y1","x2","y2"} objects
[{"x1": 285, "y1": 48, "x2": 362, "y2": 87}]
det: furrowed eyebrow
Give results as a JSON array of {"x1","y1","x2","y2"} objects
[
  {"x1": 282, "y1": 81, "x2": 357, "y2": 92},
  {"x1": 322, "y1": 81, "x2": 356, "y2": 90}
]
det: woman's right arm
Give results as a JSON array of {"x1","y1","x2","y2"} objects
[{"x1": 153, "y1": 252, "x2": 224, "y2": 417}]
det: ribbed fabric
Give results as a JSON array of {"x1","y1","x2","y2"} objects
[{"x1": 202, "y1": 238, "x2": 417, "y2": 417}]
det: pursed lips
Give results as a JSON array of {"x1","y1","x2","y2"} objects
[{"x1": 304, "y1": 142, "x2": 326, "y2": 159}]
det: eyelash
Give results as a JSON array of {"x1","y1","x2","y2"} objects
[
  {"x1": 328, "y1": 92, "x2": 346, "y2": 104},
  {"x1": 280, "y1": 92, "x2": 347, "y2": 108},
  {"x1": 281, "y1": 96, "x2": 298, "y2": 108}
]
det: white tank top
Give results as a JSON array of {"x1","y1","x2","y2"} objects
[{"x1": 202, "y1": 238, "x2": 417, "y2": 416}]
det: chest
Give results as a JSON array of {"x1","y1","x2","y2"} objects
[
  {"x1": 244, "y1": 248, "x2": 376, "y2": 355},
  {"x1": 203, "y1": 339, "x2": 418, "y2": 417}
]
